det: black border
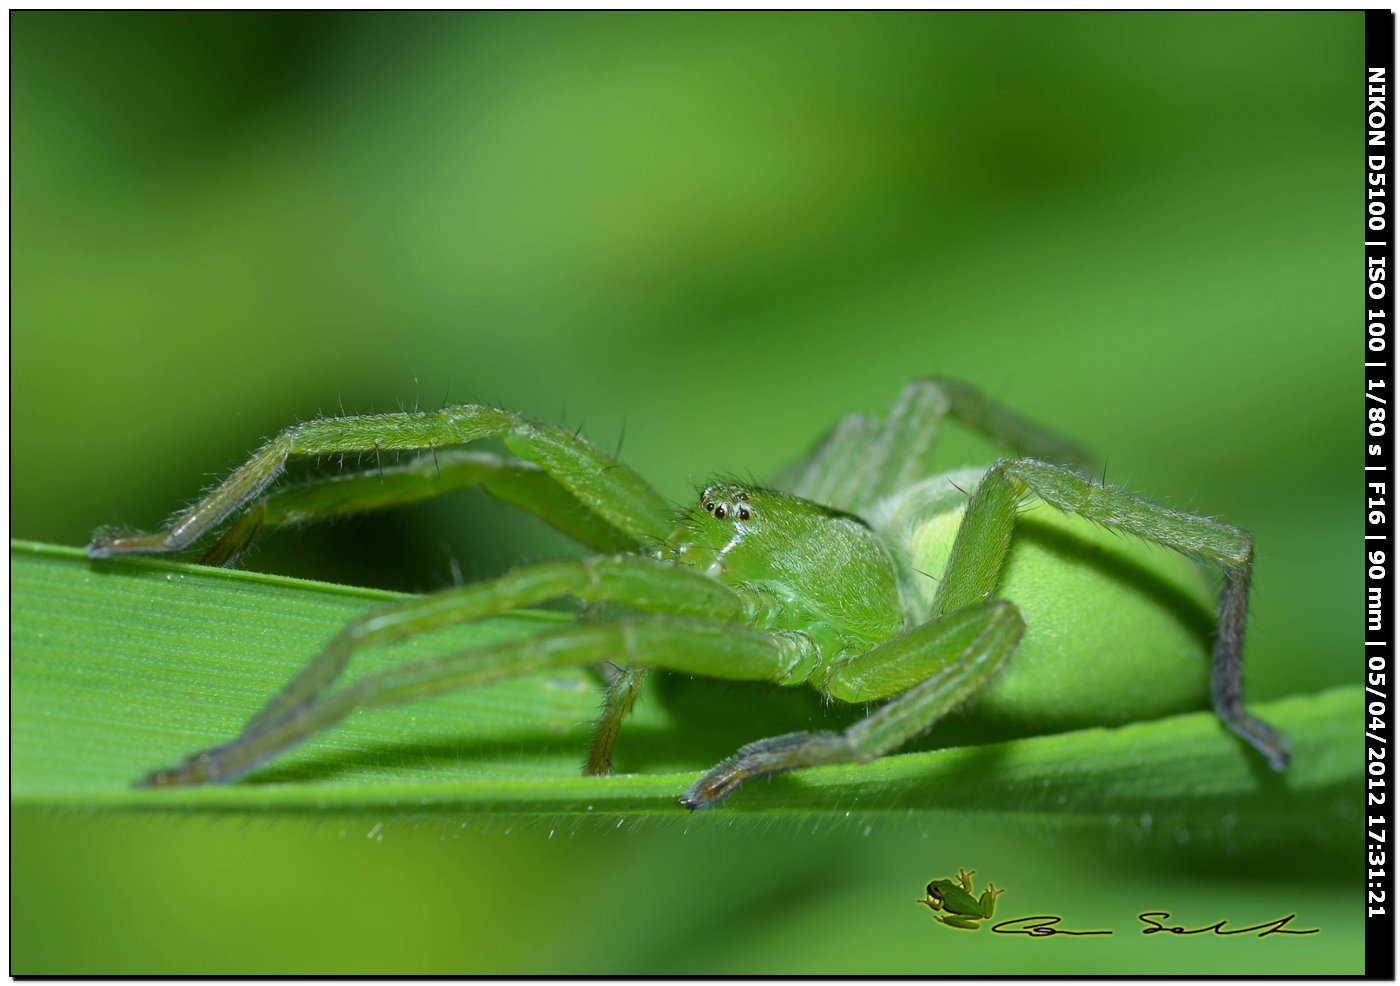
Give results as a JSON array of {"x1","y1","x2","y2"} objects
[{"x1": 1364, "y1": 8, "x2": 1395, "y2": 981}]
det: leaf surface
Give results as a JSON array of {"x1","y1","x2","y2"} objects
[{"x1": 13, "y1": 540, "x2": 1359, "y2": 854}]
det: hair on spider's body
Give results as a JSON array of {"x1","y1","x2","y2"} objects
[{"x1": 90, "y1": 378, "x2": 1288, "y2": 807}]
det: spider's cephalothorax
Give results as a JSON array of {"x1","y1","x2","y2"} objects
[
  {"x1": 667, "y1": 483, "x2": 905, "y2": 655},
  {"x1": 91, "y1": 378, "x2": 1289, "y2": 806}
]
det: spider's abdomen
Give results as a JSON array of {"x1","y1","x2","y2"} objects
[
  {"x1": 871, "y1": 469, "x2": 1217, "y2": 738},
  {"x1": 666, "y1": 483, "x2": 904, "y2": 650}
]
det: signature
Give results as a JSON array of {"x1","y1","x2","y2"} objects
[
  {"x1": 991, "y1": 916, "x2": 1111, "y2": 937},
  {"x1": 986, "y1": 912, "x2": 1319, "y2": 938},
  {"x1": 1137, "y1": 911, "x2": 1319, "y2": 937}
]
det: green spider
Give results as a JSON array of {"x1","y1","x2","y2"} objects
[{"x1": 89, "y1": 379, "x2": 1288, "y2": 808}]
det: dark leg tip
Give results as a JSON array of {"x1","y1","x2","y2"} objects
[
  {"x1": 678, "y1": 776, "x2": 730, "y2": 810},
  {"x1": 133, "y1": 768, "x2": 178, "y2": 789},
  {"x1": 677, "y1": 790, "x2": 711, "y2": 811},
  {"x1": 132, "y1": 750, "x2": 221, "y2": 789}
]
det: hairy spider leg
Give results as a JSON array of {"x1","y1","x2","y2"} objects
[
  {"x1": 87, "y1": 405, "x2": 675, "y2": 558},
  {"x1": 782, "y1": 379, "x2": 1096, "y2": 515},
  {"x1": 933, "y1": 457, "x2": 1288, "y2": 771},
  {"x1": 585, "y1": 665, "x2": 649, "y2": 776},
  {"x1": 680, "y1": 599, "x2": 1026, "y2": 807},
  {"x1": 780, "y1": 411, "x2": 879, "y2": 511},
  {"x1": 859, "y1": 379, "x2": 952, "y2": 505},
  {"x1": 137, "y1": 555, "x2": 767, "y2": 787},
  {"x1": 140, "y1": 616, "x2": 818, "y2": 789},
  {"x1": 919, "y1": 379, "x2": 1096, "y2": 478},
  {"x1": 89, "y1": 409, "x2": 682, "y2": 776},
  {"x1": 199, "y1": 449, "x2": 638, "y2": 566},
  {"x1": 89, "y1": 407, "x2": 684, "y2": 773}
]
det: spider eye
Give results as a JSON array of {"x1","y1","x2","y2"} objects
[
  {"x1": 703, "y1": 502, "x2": 714, "y2": 513},
  {"x1": 737, "y1": 507, "x2": 751, "y2": 521},
  {"x1": 714, "y1": 505, "x2": 726, "y2": 520}
]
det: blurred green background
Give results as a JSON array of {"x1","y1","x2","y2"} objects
[{"x1": 12, "y1": 10, "x2": 1362, "y2": 973}]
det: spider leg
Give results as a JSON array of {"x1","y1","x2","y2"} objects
[
  {"x1": 857, "y1": 378, "x2": 1097, "y2": 507},
  {"x1": 859, "y1": 379, "x2": 952, "y2": 507},
  {"x1": 777, "y1": 379, "x2": 1094, "y2": 513},
  {"x1": 918, "y1": 379, "x2": 1096, "y2": 476},
  {"x1": 140, "y1": 615, "x2": 816, "y2": 788},
  {"x1": 934, "y1": 457, "x2": 1288, "y2": 771},
  {"x1": 778, "y1": 412, "x2": 879, "y2": 510},
  {"x1": 585, "y1": 665, "x2": 650, "y2": 776},
  {"x1": 680, "y1": 598, "x2": 1024, "y2": 808},
  {"x1": 226, "y1": 555, "x2": 748, "y2": 747},
  {"x1": 89, "y1": 405, "x2": 675, "y2": 558},
  {"x1": 197, "y1": 449, "x2": 635, "y2": 565},
  {"x1": 779, "y1": 382, "x2": 952, "y2": 512}
]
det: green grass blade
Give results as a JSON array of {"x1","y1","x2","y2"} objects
[{"x1": 13, "y1": 540, "x2": 1359, "y2": 851}]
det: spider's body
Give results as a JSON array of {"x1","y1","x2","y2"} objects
[
  {"x1": 672, "y1": 472, "x2": 1214, "y2": 736},
  {"x1": 90, "y1": 379, "x2": 1287, "y2": 807},
  {"x1": 670, "y1": 482, "x2": 904, "y2": 652}
]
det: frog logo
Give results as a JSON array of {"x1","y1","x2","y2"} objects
[{"x1": 916, "y1": 868, "x2": 1004, "y2": 930}]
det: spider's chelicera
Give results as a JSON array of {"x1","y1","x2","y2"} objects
[{"x1": 89, "y1": 379, "x2": 1289, "y2": 807}]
